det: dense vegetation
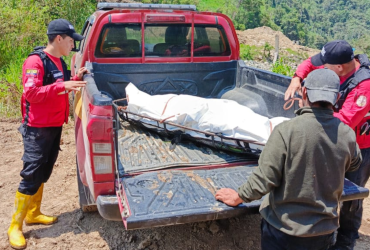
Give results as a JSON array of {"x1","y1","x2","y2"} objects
[
  {"x1": 1, "y1": 0, "x2": 369, "y2": 117},
  {"x1": 196, "y1": 0, "x2": 370, "y2": 53}
]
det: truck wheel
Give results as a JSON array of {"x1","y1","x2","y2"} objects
[{"x1": 76, "y1": 160, "x2": 97, "y2": 212}]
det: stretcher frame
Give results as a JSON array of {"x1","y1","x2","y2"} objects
[{"x1": 113, "y1": 98, "x2": 264, "y2": 156}]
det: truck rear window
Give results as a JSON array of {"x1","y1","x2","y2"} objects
[
  {"x1": 145, "y1": 24, "x2": 231, "y2": 57},
  {"x1": 145, "y1": 24, "x2": 191, "y2": 57},
  {"x1": 95, "y1": 23, "x2": 142, "y2": 58},
  {"x1": 193, "y1": 25, "x2": 231, "y2": 57},
  {"x1": 95, "y1": 23, "x2": 231, "y2": 58}
]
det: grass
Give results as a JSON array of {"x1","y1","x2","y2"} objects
[
  {"x1": 271, "y1": 58, "x2": 295, "y2": 77},
  {"x1": 240, "y1": 44, "x2": 264, "y2": 61},
  {"x1": 197, "y1": 0, "x2": 223, "y2": 11},
  {"x1": 0, "y1": 45, "x2": 25, "y2": 117},
  {"x1": 0, "y1": 78, "x2": 22, "y2": 118}
]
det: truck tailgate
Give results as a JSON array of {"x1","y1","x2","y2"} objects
[{"x1": 116, "y1": 165, "x2": 369, "y2": 230}]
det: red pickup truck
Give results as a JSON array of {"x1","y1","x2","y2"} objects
[{"x1": 71, "y1": 2, "x2": 368, "y2": 230}]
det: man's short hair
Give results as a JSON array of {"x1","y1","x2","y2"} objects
[
  {"x1": 307, "y1": 97, "x2": 332, "y2": 108},
  {"x1": 47, "y1": 34, "x2": 68, "y2": 43}
]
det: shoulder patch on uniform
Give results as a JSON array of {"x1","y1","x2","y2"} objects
[
  {"x1": 24, "y1": 78, "x2": 36, "y2": 88},
  {"x1": 25, "y1": 69, "x2": 38, "y2": 77},
  {"x1": 356, "y1": 95, "x2": 367, "y2": 107}
]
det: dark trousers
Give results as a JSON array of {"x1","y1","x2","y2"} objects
[
  {"x1": 18, "y1": 125, "x2": 62, "y2": 195},
  {"x1": 332, "y1": 147, "x2": 370, "y2": 250},
  {"x1": 261, "y1": 219, "x2": 334, "y2": 250}
]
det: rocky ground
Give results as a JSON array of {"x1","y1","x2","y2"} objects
[
  {"x1": 238, "y1": 26, "x2": 320, "y2": 72},
  {"x1": 0, "y1": 118, "x2": 370, "y2": 250},
  {"x1": 236, "y1": 26, "x2": 319, "y2": 58},
  {"x1": 243, "y1": 60, "x2": 279, "y2": 71}
]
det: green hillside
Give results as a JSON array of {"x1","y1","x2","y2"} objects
[
  {"x1": 154, "y1": 0, "x2": 370, "y2": 53},
  {"x1": 265, "y1": 0, "x2": 370, "y2": 53}
]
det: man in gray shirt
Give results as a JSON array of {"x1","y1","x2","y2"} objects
[{"x1": 215, "y1": 68, "x2": 362, "y2": 250}]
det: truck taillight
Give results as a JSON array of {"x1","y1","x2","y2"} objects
[
  {"x1": 87, "y1": 116, "x2": 115, "y2": 177},
  {"x1": 93, "y1": 156, "x2": 113, "y2": 174},
  {"x1": 93, "y1": 143, "x2": 112, "y2": 154}
]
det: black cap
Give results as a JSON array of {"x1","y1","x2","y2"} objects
[
  {"x1": 311, "y1": 40, "x2": 354, "y2": 66},
  {"x1": 47, "y1": 19, "x2": 84, "y2": 41}
]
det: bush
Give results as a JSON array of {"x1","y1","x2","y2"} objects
[
  {"x1": 240, "y1": 44, "x2": 260, "y2": 60},
  {"x1": 0, "y1": 55, "x2": 23, "y2": 117},
  {"x1": 240, "y1": 44, "x2": 253, "y2": 60},
  {"x1": 263, "y1": 42, "x2": 274, "y2": 60},
  {"x1": 271, "y1": 58, "x2": 295, "y2": 77}
]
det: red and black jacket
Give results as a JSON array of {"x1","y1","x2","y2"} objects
[{"x1": 21, "y1": 47, "x2": 75, "y2": 127}]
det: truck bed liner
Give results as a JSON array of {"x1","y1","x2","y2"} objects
[{"x1": 117, "y1": 122, "x2": 254, "y2": 175}]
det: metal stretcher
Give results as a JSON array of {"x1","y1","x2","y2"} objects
[{"x1": 113, "y1": 98, "x2": 263, "y2": 158}]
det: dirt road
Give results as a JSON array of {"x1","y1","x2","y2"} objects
[{"x1": 1, "y1": 119, "x2": 370, "y2": 250}]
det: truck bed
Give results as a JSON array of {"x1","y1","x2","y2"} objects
[{"x1": 117, "y1": 121, "x2": 256, "y2": 176}]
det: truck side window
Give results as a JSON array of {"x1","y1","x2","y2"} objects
[
  {"x1": 80, "y1": 22, "x2": 92, "y2": 53},
  {"x1": 95, "y1": 23, "x2": 142, "y2": 58},
  {"x1": 193, "y1": 25, "x2": 231, "y2": 57},
  {"x1": 145, "y1": 24, "x2": 191, "y2": 57}
]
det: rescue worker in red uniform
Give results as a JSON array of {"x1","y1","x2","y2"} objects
[
  {"x1": 8, "y1": 19, "x2": 88, "y2": 249},
  {"x1": 285, "y1": 40, "x2": 370, "y2": 250}
]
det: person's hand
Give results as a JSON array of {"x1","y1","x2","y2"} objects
[
  {"x1": 215, "y1": 188, "x2": 243, "y2": 206},
  {"x1": 76, "y1": 67, "x2": 89, "y2": 80},
  {"x1": 64, "y1": 81, "x2": 87, "y2": 92},
  {"x1": 298, "y1": 98, "x2": 304, "y2": 108},
  {"x1": 284, "y1": 77, "x2": 302, "y2": 100}
]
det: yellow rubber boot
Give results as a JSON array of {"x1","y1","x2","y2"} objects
[
  {"x1": 8, "y1": 191, "x2": 32, "y2": 249},
  {"x1": 25, "y1": 183, "x2": 58, "y2": 225}
]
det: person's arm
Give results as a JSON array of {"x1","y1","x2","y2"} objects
[
  {"x1": 237, "y1": 127, "x2": 286, "y2": 202},
  {"x1": 334, "y1": 80, "x2": 370, "y2": 129},
  {"x1": 23, "y1": 56, "x2": 86, "y2": 103},
  {"x1": 215, "y1": 126, "x2": 287, "y2": 206},
  {"x1": 284, "y1": 58, "x2": 323, "y2": 100},
  {"x1": 348, "y1": 143, "x2": 362, "y2": 172}
]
